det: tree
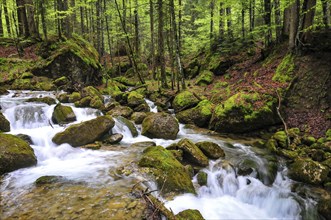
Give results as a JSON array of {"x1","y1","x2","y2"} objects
[
  {"x1": 226, "y1": 6, "x2": 233, "y2": 38},
  {"x1": 0, "y1": 4, "x2": 3, "y2": 37},
  {"x1": 264, "y1": 0, "x2": 272, "y2": 46},
  {"x1": 219, "y1": 1, "x2": 225, "y2": 41},
  {"x1": 300, "y1": 0, "x2": 317, "y2": 44},
  {"x1": 274, "y1": 0, "x2": 282, "y2": 43},
  {"x1": 289, "y1": 0, "x2": 300, "y2": 50},
  {"x1": 321, "y1": 0, "x2": 330, "y2": 29},
  {"x1": 25, "y1": 0, "x2": 39, "y2": 38},
  {"x1": 40, "y1": 0, "x2": 48, "y2": 40},
  {"x1": 3, "y1": 0, "x2": 11, "y2": 37},
  {"x1": 150, "y1": 0, "x2": 156, "y2": 79},
  {"x1": 157, "y1": 0, "x2": 168, "y2": 88}
]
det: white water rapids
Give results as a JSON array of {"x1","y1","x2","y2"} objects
[{"x1": 0, "y1": 90, "x2": 313, "y2": 219}]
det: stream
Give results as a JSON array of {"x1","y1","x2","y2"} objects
[{"x1": 0, "y1": 90, "x2": 318, "y2": 219}]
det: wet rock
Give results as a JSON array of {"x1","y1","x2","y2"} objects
[
  {"x1": 273, "y1": 131, "x2": 288, "y2": 149},
  {"x1": 57, "y1": 93, "x2": 70, "y2": 103},
  {"x1": 35, "y1": 175, "x2": 65, "y2": 185},
  {"x1": 81, "y1": 142, "x2": 101, "y2": 150},
  {"x1": 176, "y1": 209, "x2": 204, "y2": 220},
  {"x1": 68, "y1": 92, "x2": 81, "y2": 103},
  {"x1": 0, "y1": 133, "x2": 37, "y2": 175},
  {"x1": 195, "y1": 141, "x2": 225, "y2": 159},
  {"x1": 106, "y1": 105, "x2": 133, "y2": 118},
  {"x1": 142, "y1": 112, "x2": 179, "y2": 140},
  {"x1": 139, "y1": 146, "x2": 195, "y2": 195},
  {"x1": 197, "y1": 171, "x2": 208, "y2": 186},
  {"x1": 172, "y1": 91, "x2": 200, "y2": 112},
  {"x1": 102, "y1": 133, "x2": 123, "y2": 144},
  {"x1": 53, "y1": 76, "x2": 69, "y2": 87},
  {"x1": 81, "y1": 86, "x2": 104, "y2": 109},
  {"x1": 52, "y1": 103, "x2": 76, "y2": 124},
  {"x1": 16, "y1": 134, "x2": 34, "y2": 145},
  {"x1": 0, "y1": 112, "x2": 10, "y2": 132},
  {"x1": 127, "y1": 91, "x2": 145, "y2": 108},
  {"x1": 318, "y1": 197, "x2": 331, "y2": 220},
  {"x1": 52, "y1": 115, "x2": 115, "y2": 147},
  {"x1": 26, "y1": 97, "x2": 56, "y2": 105},
  {"x1": 130, "y1": 141, "x2": 156, "y2": 148},
  {"x1": 168, "y1": 139, "x2": 209, "y2": 167},
  {"x1": 131, "y1": 112, "x2": 148, "y2": 124},
  {"x1": 176, "y1": 100, "x2": 213, "y2": 128},
  {"x1": 237, "y1": 159, "x2": 256, "y2": 176},
  {"x1": 75, "y1": 96, "x2": 92, "y2": 107},
  {"x1": 115, "y1": 116, "x2": 138, "y2": 137},
  {"x1": 133, "y1": 103, "x2": 150, "y2": 112},
  {"x1": 288, "y1": 158, "x2": 329, "y2": 185},
  {"x1": 0, "y1": 87, "x2": 9, "y2": 95}
]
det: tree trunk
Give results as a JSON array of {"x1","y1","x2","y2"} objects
[
  {"x1": 241, "y1": 5, "x2": 245, "y2": 39},
  {"x1": 157, "y1": 0, "x2": 168, "y2": 88},
  {"x1": 226, "y1": 7, "x2": 233, "y2": 38},
  {"x1": 283, "y1": 5, "x2": 291, "y2": 38},
  {"x1": 134, "y1": 4, "x2": 139, "y2": 54},
  {"x1": 63, "y1": 0, "x2": 71, "y2": 37},
  {"x1": 80, "y1": 5, "x2": 85, "y2": 34},
  {"x1": 249, "y1": 0, "x2": 255, "y2": 32},
  {"x1": 104, "y1": 0, "x2": 114, "y2": 67},
  {"x1": 264, "y1": 0, "x2": 272, "y2": 46},
  {"x1": 25, "y1": 0, "x2": 39, "y2": 38},
  {"x1": 0, "y1": 6, "x2": 3, "y2": 37},
  {"x1": 96, "y1": 0, "x2": 101, "y2": 57},
  {"x1": 150, "y1": 0, "x2": 156, "y2": 79},
  {"x1": 3, "y1": 0, "x2": 11, "y2": 37},
  {"x1": 56, "y1": 0, "x2": 62, "y2": 39},
  {"x1": 274, "y1": 0, "x2": 282, "y2": 43},
  {"x1": 289, "y1": 0, "x2": 300, "y2": 50},
  {"x1": 321, "y1": 0, "x2": 330, "y2": 29},
  {"x1": 300, "y1": 0, "x2": 317, "y2": 44},
  {"x1": 40, "y1": 0, "x2": 48, "y2": 40},
  {"x1": 210, "y1": 0, "x2": 215, "y2": 40},
  {"x1": 70, "y1": 0, "x2": 76, "y2": 34},
  {"x1": 219, "y1": 2, "x2": 225, "y2": 41},
  {"x1": 178, "y1": 0, "x2": 182, "y2": 50},
  {"x1": 16, "y1": 0, "x2": 29, "y2": 37}
]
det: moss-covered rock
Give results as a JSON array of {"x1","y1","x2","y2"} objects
[
  {"x1": 176, "y1": 100, "x2": 213, "y2": 128},
  {"x1": 106, "y1": 105, "x2": 133, "y2": 118},
  {"x1": 172, "y1": 91, "x2": 200, "y2": 112},
  {"x1": 52, "y1": 104, "x2": 76, "y2": 124},
  {"x1": 68, "y1": 92, "x2": 81, "y2": 103},
  {"x1": 131, "y1": 112, "x2": 148, "y2": 124},
  {"x1": 326, "y1": 129, "x2": 331, "y2": 139},
  {"x1": 53, "y1": 76, "x2": 69, "y2": 87},
  {"x1": 209, "y1": 92, "x2": 279, "y2": 133},
  {"x1": 75, "y1": 96, "x2": 92, "y2": 107},
  {"x1": 195, "y1": 70, "x2": 214, "y2": 86},
  {"x1": 195, "y1": 141, "x2": 225, "y2": 159},
  {"x1": 102, "y1": 133, "x2": 123, "y2": 144},
  {"x1": 21, "y1": 72, "x2": 34, "y2": 79},
  {"x1": 197, "y1": 171, "x2": 208, "y2": 186},
  {"x1": 176, "y1": 209, "x2": 204, "y2": 220},
  {"x1": 168, "y1": 139, "x2": 209, "y2": 167},
  {"x1": 0, "y1": 87, "x2": 9, "y2": 95},
  {"x1": 114, "y1": 116, "x2": 138, "y2": 137},
  {"x1": 11, "y1": 78, "x2": 34, "y2": 90},
  {"x1": 90, "y1": 96, "x2": 104, "y2": 109},
  {"x1": 288, "y1": 158, "x2": 329, "y2": 185},
  {"x1": 318, "y1": 197, "x2": 331, "y2": 220},
  {"x1": 0, "y1": 133, "x2": 37, "y2": 175},
  {"x1": 0, "y1": 112, "x2": 10, "y2": 132},
  {"x1": 26, "y1": 97, "x2": 56, "y2": 105},
  {"x1": 273, "y1": 131, "x2": 288, "y2": 149},
  {"x1": 35, "y1": 175, "x2": 65, "y2": 185},
  {"x1": 81, "y1": 86, "x2": 103, "y2": 100},
  {"x1": 52, "y1": 115, "x2": 115, "y2": 147},
  {"x1": 127, "y1": 91, "x2": 145, "y2": 108},
  {"x1": 138, "y1": 146, "x2": 195, "y2": 195},
  {"x1": 113, "y1": 76, "x2": 137, "y2": 86},
  {"x1": 272, "y1": 53, "x2": 295, "y2": 83},
  {"x1": 142, "y1": 113, "x2": 179, "y2": 140}
]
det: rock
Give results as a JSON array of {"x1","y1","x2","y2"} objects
[
  {"x1": 130, "y1": 141, "x2": 156, "y2": 148},
  {"x1": 142, "y1": 112, "x2": 179, "y2": 140},
  {"x1": 81, "y1": 86, "x2": 103, "y2": 100},
  {"x1": 113, "y1": 76, "x2": 137, "y2": 86},
  {"x1": 237, "y1": 159, "x2": 256, "y2": 176},
  {"x1": 172, "y1": 91, "x2": 200, "y2": 112},
  {"x1": 0, "y1": 112, "x2": 10, "y2": 132},
  {"x1": 52, "y1": 104, "x2": 76, "y2": 124},
  {"x1": 326, "y1": 129, "x2": 331, "y2": 138},
  {"x1": 57, "y1": 93, "x2": 70, "y2": 103},
  {"x1": 273, "y1": 131, "x2": 288, "y2": 148},
  {"x1": 176, "y1": 100, "x2": 213, "y2": 128},
  {"x1": 21, "y1": 72, "x2": 34, "y2": 79},
  {"x1": 288, "y1": 158, "x2": 329, "y2": 185},
  {"x1": 131, "y1": 112, "x2": 148, "y2": 124},
  {"x1": 81, "y1": 142, "x2": 101, "y2": 150},
  {"x1": 90, "y1": 96, "x2": 104, "y2": 109},
  {"x1": 209, "y1": 92, "x2": 279, "y2": 133},
  {"x1": 195, "y1": 141, "x2": 225, "y2": 159},
  {"x1": 26, "y1": 97, "x2": 56, "y2": 105},
  {"x1": 53, "y1": 76, "x2": 69, "y2": 87},
  {"x1": 197, "y1": 171, "x2": 208, "y2": 186},
  {"x1": 52, "y1": 115, "x2": 115, "y2": 147},
  {"x1": 195, "y1": 70, "x2": 214, "y2": 86},
  {"x1": 176, "y1": 209, "x2": 204, "y2": 220},
  {"x1": 127, "y1": 91, "x2": 145, "y2": 108},
  {"x1": 318, "y1": 197, "x2": 331, "y2": 220},
  {"x1": 106, "y1": 105, "x2": 133, "y2": 118},
  {"x1": 133, "y1": 103, "x2": 150, "y2": 112},
  {"x1": 102, "y1": 133, "x2": 123, "y2": 144},
  {"x1": 168, "y1": 139, "x2": 209, "y2": 167},
  {"x1": 0, "y1": 87, "x2": 9, "y2": 95},
  {"x1": 75, "y1": 96, "x2": 92, "y2": 107},
  {"x1": 138, "y1": 146, "x2": 195, "y2": 195},
  {"x1": 302, "y1": 135, "x2": 316, "y2": 146},
  {"x1": 16, "y1": 134, "x2": 34, "y2": 145},
  {"x1": 68, "y1": 92, "x2": 81, "y2": 103},
  {"x1": 35, "y1": 175, "x2": 65, "y2": 185},
  {"x1": 115, "y1": 116, "x2": 138, "y2": 137},
  {"x1": 0, "y1": 133, "x2": 37, "y2": 175}
]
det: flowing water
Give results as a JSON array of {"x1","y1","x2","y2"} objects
[{"x1": 0, "y1": 90, "x2": 318, "y2": 219}]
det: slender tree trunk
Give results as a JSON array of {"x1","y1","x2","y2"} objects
[
  {"x1": 85, "y1": 0, "x2": 89, "y2": 33},
  {"x1": 264, "y1": 0, "x2": 272, "y2": 46},
  {"x1": 122, "y1": 0, "x2": 126, "y2": 29},
  {"x1": 178, "y1": 0, "x2": 182, "y2": 50},
  {"x1": 283, "y1": 5, "x2": 291, "y2": 38},
  {"x1": 16, "y1": 0, "x2": 25, "y2": 37},
  {"x1": 25, "y1": 0, "x2": 39, "y2": 38},
  {"x1": 274, "y1": 0, "x2": 282, "y2": 43},
  {"x1": 150, "y1": 0, "x2": 156, "y2": 79},
  {"x1": 0, "y1": 7, "x2": 3, "y2": 37},
  {"x1": 70, "y1": 0, "x2": 76, "y2": 34},
  {"x1": 249, "y1": 0, "x2": 255, "y2": 32},
  {"x1": 241, "y1": 5, "x2": 245, "y2": 39},
  {"x1": 40, "y1": 0, "x2": 48, "y2": 40},
  {"x1": 210, "y1": 0, "x2": 215, "y2": 40},
  {"x1": 80, "y1": 5, "x2": 84, "y2": 34},
  {"x1": 167, "y1": 12, "x2": 175, "y2": 90},
  {"x1": 289, "y1": 0, "x2": 300, "y2": 50},
  {"x1": 219, "y1": 2, "x2": 225, "y2": 41},
  {"x1": 134, "y1": 4, "x2": 139, "y2": 54},
  {"x1": 301, "y1": 0, "x2": 317, "y2": 44},
  {"x1": 321, "y1": 0, "x2": 330, "y2": 29},
  {"x1": 3, "y1": 0, "x2": 11, "y2": 37},
  {"x1": 56, "y1": 0, "x2": 62, "y2": 39},
  {"x1": 157, "y1": 0, "x2": 168, "y2": 88},
  {"x1": 96, "y1": 0, "x2": 101, "y2": 57},
  {"x1": 226, "y1": 7, "x2": 233, "y2": 38},
  {"x1": 63, "y1": 0, "x2": 71, "y2": 37},
  {"x1": 104, "y1": 0, "x2": 114, "y2": 67}
]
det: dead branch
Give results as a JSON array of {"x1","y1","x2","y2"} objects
[{"x1": 276, "y1": 90, "x2": 290, "y2": 147}]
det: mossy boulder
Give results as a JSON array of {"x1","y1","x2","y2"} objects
[
  {"x1": 0, "y1": 133, "x2": 37, "y2": 175},
  {"x1": 142, "y1": 113, "x2": 179, "y2": 140},
  {"x1": 168, "y1": 139, "x2": 209, "y2": 167},
  {"x1": 176, "y1": 100, "x2": 213, "y2": 128},
  {"x1": 90, "y1": 96, "x2": 104, "y2": 109},
  {"x1": 195, "y1": 70, "x2": 214, "y2": 86},
  {"x1": 138, "y1": 146, "x2": 195, "y2": 195},
  {"x1": 0, "y1": 112, "x2": 10, "y2": 132},
  {"x1": 0, "y1": 87, "x2": 9, "y2": 95},
  {"x1": 52, "y1": 104, "x2": 76, "y2": 124},
  {"x1": 11, "y1": 78, "x2": 34, "y2": 90},
  {"x1": 172, "y1": 91, "x2": 200, "y2": 112},
  {"x1": 195, "y1": 141, "x2": 225, "y2": 159},
  {"x1": 288, "y1": 158, "x2": 329, "y2": 185},
  {"x1": 131, "y1": 112, "x2": 148, "y2": 124},
  {"x1": 35, "y1": 175, "x2": 65, "y2": 185},
  {"x1": 197, "y1": 171, "x2": 208, "y2": 186},
  {"x1": 272, "y1": 53, "x2": 295, "y2": 83},
  {"x1": 26, "y1": 97, "x2": 56, "y2": 105},
  {"x1": 80, "y1": 86, "x2": 104, "y2": 109},
  {"x1": 81, "y1": 86, "x2": 103, "y2": 100},
  {"x1": 114, "y1": 116, "x2": 138, "y2": 137},
  {"x1": 273, "y1": 131, "x2": 288, "y2": 149},
  {"x1": 209, "y1": 92, "x2": 279, "y2": 133},
  {"x1": 68, "y1": 92, "x2": 81, "y2": 103},
  {"x1": 53, "y1": 76, "x2": 69, "y2": 87},
  {"x1": 106, "y1": 105, "x2": 133, "y2": 118},
  {"x1": 102, "y1": 133, "x2": 123, "y2": 144},
  {"x1": 52, "y1": 115, "x2": 115, "y2": 147},
  {"x1": 176, "y1": 209, "x2": 204, "y2": 220},
  {"x1": 75, "y1": 96, "x2": 92, "y2": 107},
  {"x1": 318, "y1": 197, "x2": 331, "y2": 220},
  {"x1": 113, "y1": 76, "x2": 137, "y2": 86},
  {"x1": 21, "y1": 72, "x2": 34, "y2": 79},
  {"x1": 127, "y1": 91, "x2": 145, "y2": 108}
]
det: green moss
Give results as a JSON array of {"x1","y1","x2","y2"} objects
[
  {"x1": 52, "y1": 104, "x2": 76, "y2": 124},
  {"x1": 197, "y1": 171, "x2": 208, "y2": 186},
  {"x1": 68, "y1": 92, "x2": 81, "y2": 103},
  {"x1": 21, "y1": 72, "x2": 34, "y2": 79},
  {"x1": 272, "y1": 53, "x2": 295, "y2": 82},
  {"x1": 11, "y1": 78, "x2": 34, "y2": 90},
  {"x1": 326, "y1": 129, "x2": 331, "y2": 138},
  {"x1": 195, "y1": 70, "x2": 214, "y2": 86},
  {"x1": 214, "y1": 81, "x2": 229, "y2": 88},
  {"x1": 173, "y1": 91, "x2": 199, "y2": 112},
  {"x1": 176, "y1": 209, "x2": 204, "y2": 220},
  {"x1": 273, "y1": 131, "x2": 288, "y2": 148},
  {"x1": 0, "y1": 58, "x2": 34, "y2": 84}
]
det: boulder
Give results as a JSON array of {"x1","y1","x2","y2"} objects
[
  {"x1": 197, "y1": 171, "x2": 208, "y2": 186},
  {"x1": 131, "y1": 112, "x2": 148, "y2": 124},
  {"x1": 130, "y1": 141, "x2": 156, "y2": 148},
  {"x1": 75, "y1": 96, "x2": 92, "y2": 107},
  {"x1": 172, "y1": 91, "x2": 200, "y2": 112},
  {"x1": 52, "y1": 104, "x2": 76, "y2": 124},
  {"x1": 35, "y1": 175, "x2": 65, "y2": 185},
  {"x1": 115, "y1": 116, "x2": 138, "y2": 137},
  {"x1": 168, "y1": 139, "x2": 209, "y2": 167},
  {"x1": 195, "y1": 70, "x2": 214, "y2": 86},
  {"x1": 288, "y1": 158, "x2": 329, "y2": 185},
  {"x1": 209, "y1": 92, "x2": 279, "y2": 133},
  {"x1": 102, "y1": 133, "x2": 123, "y2": 144},
  {"x1": 52, "y1": 115, "x2": 115, "y2": 147},
  {"x1": 0, "y1": 112, "x2": 10, "y2": 132},
  {"x1": 68, "y1": 92, "x2": 81, "y2": 103},
  {"x1": 127, "y1": 91, "x2": 145, "y2": 108},
  {"x1": 142, "y1": 112, "x2": 179, "y2": 140},
  {"x1": 26, "y1": 97, "x2": 56, "y2": 105},
  {"x1": 195, "y1": 141, "x2": 225, "y2": 159},
  {"x1": 53, "y1": 76, "x2": 69, "y2": 87},
  {"x1": 176, "y1": 100, "x2": 213, "y2": 128},
  {"x1": 139, "y1": 146, "x2": 195, "y2": 195},
  {"x1": 176, "y1": 209, "x2": 204, "y2": 220},
  {"x1": 106, "y1": 105, "x2": 133, "y2": 118},
  {"x1": 318, "y1": 197, "x2": 331, "y2": 220},
  {"x1": 0, "y1": 133, "x2": 37, "y2": 175},
  {"x1": 16, "y1": 134, "x2": 34, "y2": 145}
]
